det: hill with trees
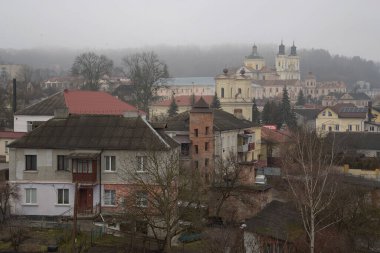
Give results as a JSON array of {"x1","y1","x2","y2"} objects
[{"x1": 0, "y1": 44, "x2": 379, "y2": 87}]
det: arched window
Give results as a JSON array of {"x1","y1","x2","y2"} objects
[{"x1": 221, "y1": 88, "x2": 224, "y2": 98}]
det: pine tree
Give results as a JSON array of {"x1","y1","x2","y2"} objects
[
  {"x1": 281, "y1": 86, "x2": 297, "y2": 129},
  {"x1": 262, "y1": 101, "x2": 272, "y2": 125},
  {"x1": 251, "y1": 98, "x2": 260, "y2": 125},
  {"x1": 211, "y1": 92, "x2": 221, "y2": 109},
  {"x1": 167, "y1": 96, "x2": 178, "y2": 117},
  {"x1": 296, "y1": 90, "x2": 306, "y2": 106}
]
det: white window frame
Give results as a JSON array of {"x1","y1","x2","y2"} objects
[
  {"x1": 348, "y1": 125, "x2": 353, "y2": 131},
  {"x1": 104, "y1": 189, "x2": 116, "y2": 206},
  {"x1": 136, "y1": 156, "x2": 147, "y2": 173},
  {"x1": 136, "y1": 191, "x2": 148, "y2": 208},
  {"x1": 57, "y1": 189, "x2": 69, "y2": 205},
  {"x1": 27, "y1": 121, "x2": 33, "y2": 132},
  {"x1": 25, "y1": 188, "x2": 37, "y2": 204},
  {"x1": 105, "y1": 156, "x2": 116, "y2": 172}
]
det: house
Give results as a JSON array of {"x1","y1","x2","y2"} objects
[
  {"x1": 8, "y1": 114, "x2": 178, "y2": 219},
  {"x1": 244, "y1": 200, "x2": 302, "y2": 253},
  {"x1": 322, "y1": 92, "x2": 371, "y2": 107},
  {"x1": 0, "y1": 131, "x2": 25, "y2": 162},
  {"x1": 261, "y1": 126, "x2": 291, "y2": 167},
  {"x1": 293, "y1": 108, "x2": 320, "y2": 130},
  {"x1": 315, "y1": 103, "x2": 367, "y2": 134},
  {"x1": 13, "y1": 89, "x2": 143, "y2": 132},
  {"x1": 150, "y1": 95, "x2": 213, "y2": 119}
]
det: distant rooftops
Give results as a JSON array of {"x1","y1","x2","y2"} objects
[
  {"x1": 160, "y1": 77, "x2": 215, "y2": 86},
  {"x1": 0, "y1": 131, "x2": 25, "y2": 139},
  {"x1": 152, "y1": 95, "x2": 213, "y2": 107},
  {"x1": 15, "y1": 90, "x2": 143, "y2": 116}
]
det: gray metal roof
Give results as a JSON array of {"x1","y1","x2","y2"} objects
[{"x1": 9, "y1": 115, "x2": 178, "y2": 151}]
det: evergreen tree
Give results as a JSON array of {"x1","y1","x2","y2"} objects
[
  {"x1": 262, "y1": 101, "x2": 273, "y2": 125},
  {"x1": 190, "y1": 93, "x2": 196, "y2": 106},
  {"x1": 281, "y1": 86, "x2": 297, "y2": 129},
  {"x1": 296, "y1": 90, "x2": 306, "y2": 106},
  {"x1": 167, "y1": 96, "x2": 178, "y2": 117},
  {"x1": 211, "y1": 92, "x2": 221, "y2": 109},
  {"x1": 251, "y1": 98, "x2": 260, "y2": 125}
]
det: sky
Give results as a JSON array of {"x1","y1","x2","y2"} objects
[{"x1": 1, "y1": 0, "x2": 379, "y2": 61}]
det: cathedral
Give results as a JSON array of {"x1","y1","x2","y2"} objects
[{"x1": 215, "y1": 42, "x2": 346, "y2": 121}]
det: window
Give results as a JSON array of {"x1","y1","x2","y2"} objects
[
  {"x1": 136, "y1": 220, "x2": 148, "y2": 234},
  {"x1": 136, "y1": 191, "x2": 148, "y2": 207},
  {"x1": 205, "y1": 158, "x2": 209, "y2": 167},
  {"x1": 322, "y1": 124, "x2": 326, "y2": 130},
  {"x1": 136, "y1": 156, "x2": 147, "y2": 172},
  {"x1": 57, "y1": 189, "x2": 69, "y2": 204},
  {"x1": 328, "y1": 111, "x2": 332, "y2": 116},
  {"x1": 238, "y1": 88, "x2": 241, "y2": 94},
  {"x1": 221, "y1": 88, "x2": 224, "y2": 98},
  {"x1": 348, "y1": 125, "x2": 352, "y2": 131},
  {"x1": 335, "y1": 125, "x2": 339, "y2": 131},
  {"x1": 25, "y1": 155, "x2": 37, "y2": 171},
  {"x1": 370, "y1": 126, "x2": 375, "y2": 132},
  {"x1": 104, "y1": 189, "x2": 116, "y2": 206},
  {"x1": 205, "y1": 142, "x2": 209, "y2": 151},
  {"x1": 181, "y1": 143, "x2": 190, "y2": 156},
  {"x1": 322, "y1": 111, "x2": 326, "y2": 116},
  {"x1": 194, "y1": 160, "x2": 199, "y2": 169},
  {"x1": 205, "y1": 127, "x2": 209, "y2": 135},
  {"x1": 194, "y1": 129, "x2": 198, "y2": 137},
  {"x1": 105, "y1": 156, "x2": 116, "y2": 171},
  {"x1": 72, "y1": 159, "x2": 92, "y2": 173},
  {"x1": 4, "y1": 141, "x2": 8, "y2": 154},
  {"x1": 27, "y1": 121, "x2": 33, "y2": 132},
  {"x1": 57, "y1": 155, "x2": 68, "y2": 171},
  {"x1": 25, "y1": 188, "x2": 37, "y2": 204},
  {"x1": 356, "y1": 125, "x2": 360, "y2": 131},
  {"x1": 255, "y1": 64, "x2": 258, "y2": 70},
  {"x1": 194, "y1": 145, "x2": 199, "y2": 154}
]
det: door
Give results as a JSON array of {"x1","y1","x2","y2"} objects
[{"x1": 78, "y1": 188, "x2": 93, "y2": 214}]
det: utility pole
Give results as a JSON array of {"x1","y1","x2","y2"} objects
[{"x1": 72, "y1": 182, "x2": 78, "y2": 252}]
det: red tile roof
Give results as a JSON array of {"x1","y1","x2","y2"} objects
[
  {"x1": 261, "y1": 127, "x2": 291, "y2": 143},
  {"x1": 153, "y1": 95, "x2": 214, "y2": 107},
  {"x1": 0, "y1": 131, "x2": 25, "y2": 139},
  {"x1": 63, "y1": 90, "x2": 144, "y2": 115}
]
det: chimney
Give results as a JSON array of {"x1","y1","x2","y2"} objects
[
  {"x1": 123, "y1": 111, "x2": 139, "y2": 118},
  {"x1": 12, "y1": 79, "x2": 17, "y2": 113},
  {"x1": 54, "y1": 108, "x2": 69, "y2": 118}
]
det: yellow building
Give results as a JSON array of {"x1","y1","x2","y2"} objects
[{"x1": 315, "y1": 104, "x2": 367, "y2": 134}]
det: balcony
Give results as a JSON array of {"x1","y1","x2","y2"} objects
[
  {"x1": 238, "y1": 144, "x2": 249, "y2": 153},
  {"x1": 71, "y1": 158, "x2": 98, "y2": 183}
]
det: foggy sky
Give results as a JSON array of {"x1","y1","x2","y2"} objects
[{"x1": 1, "y1": 0, "x2": 379, "y2": 61}]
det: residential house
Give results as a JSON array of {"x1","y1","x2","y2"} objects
[
  {"x1": 8, "y1": 114, "x2": 178, "y2": 220},
  {"x1": 150, "y1": 95, "x2": 213, "y2": 119},
  {"x1": 322, "y1": 92, "x2": 370, "y2": 107},
  {"x1": 293, "y1": 108, "x2": 320, "y2": 130},
  {"x1": 315, "y1": 103, "x2": 367, "y2": 134},
  {"x1": 261, "y1": 126, "x2": 291, "y2": 167},
  {"x1": 0, "y1": 131, "x2": 25, "y2": 162},
  {"x1": 244, "y1": 200, "x2": 302, "y2": 253},
  {"x1": 14, "y1": 89, "x2": 143, "y2": 132}
]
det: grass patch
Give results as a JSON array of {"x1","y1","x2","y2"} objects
[
  {"x1": 95, "y1": 235, "x2": 126, "y2": 247},
  {"x1": 0, "y1": 241, "x2": 11, "y2": 250}
]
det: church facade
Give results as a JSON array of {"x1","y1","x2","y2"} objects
[{"x1": 215, "y1": 42, "x2": 347, "y2": 121}]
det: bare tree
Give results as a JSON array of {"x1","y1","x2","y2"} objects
[
  {"x1": 0, "y1": 182, "x2": 19, "y2": 224},
  {"x1": 282, "y1": 129, "x2": 339, "y2": 253},
  {"x1": 17, "y1": 65, "x2": 34, "y2": 84},
  {"x1": 71, "y1": 52, "x2": 113, "y2": 90},
  {"x1": 211, "y1": 154, "x2": 244, "y2": 218},
  {"x1": 119, "y1": 149, "x2": 202, "y2": 253},
  {"x1": 122, "y1": 51, "x2": 169, "y2": 117}
]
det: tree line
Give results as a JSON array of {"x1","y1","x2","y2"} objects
[{"x1": 1, "y1": 44, "x2": 379, "y2": 86}]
